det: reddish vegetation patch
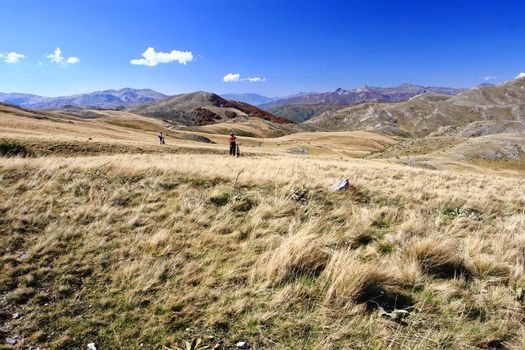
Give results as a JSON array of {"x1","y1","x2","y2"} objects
[
  {"x1": 193, "y1": 107, "x2": 222, "y2": 126},
  {"x1": 224, "y1": 110, "x2": 236, "y2": 119},
  {"x1": 209, "y1": 93, "x2": 293, "y2": 124}
]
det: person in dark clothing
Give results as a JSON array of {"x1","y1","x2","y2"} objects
[
  {"x1": 158, "y1": 132, "x2": 165, "y2": 145},
  {"x1": 228, "y1": 132, "x2": 236, "y2": 156}
]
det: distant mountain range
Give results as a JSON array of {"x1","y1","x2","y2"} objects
[
  {"x1": 223, "y1": 84, "x2": 462, "y2": 122},
  {"x1": 0, "y1": 84, "x2": 464, "y2": 116},
  {"x1": 0, "y1": 88, "x2": 167, "y2": 109},
  {"x1": 220, "y1": 92, "x2": 317, "y2": 106},
  {"x1": 0, "y1": 83, "x2": 466, "y2": 125},
  {"x1": 220, "y1": 93, "x2": 276, "y2": 106},
  {"x1": 306, "y1": 77, "x2": 525, "y2": 138},
  {"x1": 261, "y1": 84, "x2": 464, "y2": 109}
]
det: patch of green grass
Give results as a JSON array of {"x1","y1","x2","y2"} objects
[
  {"x1": 443, "y1": 207, "x2": 482, "y2": 220},
  {"x1": 0, "y1": 139, "x2": 34, "y2": 157},
  {"x1": 371, "y1": 217, "x2": 391, "y2": 229},
  {"x1": 377, "y1": 240, "x2": 395, "y2": 254},
  {"x1": 364, "y1": 227, "x2": 387, "y2": 240},
  {"x1": 209, "y1": 193, "x2": 230, "y2": 206}
]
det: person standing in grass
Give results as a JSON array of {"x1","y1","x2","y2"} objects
[
  {"x1": 158, "y1": 132, "x2": 165, "y2": 145},
  {"x1": 228, "y1": 132, "x2": 236, "y2": 156}
]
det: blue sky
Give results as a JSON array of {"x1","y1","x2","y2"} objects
[{"x1": 0, "y1": 0, "x2": 524, "y2": 97}]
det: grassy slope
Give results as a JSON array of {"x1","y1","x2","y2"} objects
[
  {"x1": 0, "y1": 105, "x2": 397, "y2": 158},
  {"x1": 1, "y1": 154, "x2": 525, "y2": 349}
]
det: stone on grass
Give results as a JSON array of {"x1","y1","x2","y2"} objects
[
  {"x1": 330, "y1": 179, "x2": 350, "y2": 192},
  {"x1": 235, "y1": 341, "x2": 248, "y2": 348}
]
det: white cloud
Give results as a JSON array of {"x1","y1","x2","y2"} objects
[
  {"x1": 0, "y1": 51, "x2": 25, "y2": 63},
  {"x1": 516, "y1": 72, "x2": 525, "y2": 79},
  {"x1": 66, "y1": 57, "x2": 80, "y2": 64},
  {"x1": 484, "y1": 75, "x2": 497, "y2": 81},
  {"x1": 246, "y1": 77, "x2": 266, "y2": 82},
  {"x1": 130, "y1": 47, "x2": 193, "y2": 66},
  {"x1": 223, "y1": 73, "x2": 266, "y2": 83},
  {"x1": 223, "y1": 73, "x2": 241, "y2": 82},
  {"x1": 46, "y1": 48, "x2": 80, "y2": 66}
]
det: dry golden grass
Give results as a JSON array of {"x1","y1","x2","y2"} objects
[
  {"x1": 1, "y1": 151, "x2": 524, "y2": 349},
  {"x1": 0, "y1": 105, "x2": 397, "y2": 159},
  {"x1": 1, "y1": 107, "x2": 525, "y2": 349},
  {"x1": 256, "y1": 227, "x2": 330, "y2": 286}
]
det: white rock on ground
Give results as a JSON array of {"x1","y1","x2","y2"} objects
[{"x1": 330, "y1": 179, "x2": 350, "y2": 192}]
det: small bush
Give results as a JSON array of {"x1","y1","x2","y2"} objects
[{"x1": 0, "y1": 139, "x2": 34, "y2": 157}]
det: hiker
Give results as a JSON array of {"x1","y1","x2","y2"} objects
[
  {"x1": 228, "y1": 132, "x2": 236, "y2": 156},
  {"x1": 158, "y1": 132, "x2": 165, "y2": 145}
]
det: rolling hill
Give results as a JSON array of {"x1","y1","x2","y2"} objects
[
  {"x1": 264, "y1": 103, "x2": 344, "y2": 123},
  {"x1": 304, "y1": 77, "x2": 525, "y2": 169},
  {"x1": 128, "y1": 91, "x2": 293, "y2": 127}
]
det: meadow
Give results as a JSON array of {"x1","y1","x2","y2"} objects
[{"x1": 1, "y1": 148, "x2": 525, "y2": 349}]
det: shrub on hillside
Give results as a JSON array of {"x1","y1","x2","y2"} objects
[{"x1": 0, "y1": 139, "x2": 34, "y2": 157}]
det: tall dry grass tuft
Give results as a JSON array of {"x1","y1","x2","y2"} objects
[
  {"x1": 469, "y1": 257, "x2": 511, "y2": 282},
  {"x1": 395, "y1": 258, "x2": 426, "y2": 289},
  {"x1": 403, "y1": 238, "x2": 471, "y2": 279},
  {"x1": 324, "y1": 251, "x2": 411, "y2": 312},
  {"x1": 256, "y1": 228, "x2": 330, "y2": 286}
]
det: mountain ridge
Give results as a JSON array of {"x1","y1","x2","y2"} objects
[
  {"x1": 0, "y1": 88, "x2": 167, "y2": 109},
  {"x1": 306, "y1": 77, "x2": 525, "y2": 138},
  {"x1": 261, "y1": 83, "x2": 465, "y2": 109},
  {"x1": 259, "y1": 83, "x2": 465, "y2": 122}
]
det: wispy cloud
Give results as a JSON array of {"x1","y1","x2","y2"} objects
[
  {"x1": 223, "y1": 73, "x2": 266, "y2": 83},
  {"x1": 484, "y1": 75, "x2": 497, "y2": 81},
  {"x1": 0, "y1": 51, "x2": 25, "y2": 63},
  {"x1": 516, "y1": 72, "x2": 525, "y2": 79},
  {"x1": 246, "y1": 77, "x2": 266, "y2": 82},
  {"x1": 130, "y1": 47, "x2": 193, "y2": 66},
  {"x1": 47, "y1": 48, "x2": 80, "y2": 66}
]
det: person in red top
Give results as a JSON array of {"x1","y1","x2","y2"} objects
[{"x1": 228, "y1": 132, "x2": 236, "y2": 156}]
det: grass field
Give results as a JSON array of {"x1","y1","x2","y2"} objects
[{"x1": 1, "y1": 107, "x2": 525, "y2": 349}]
